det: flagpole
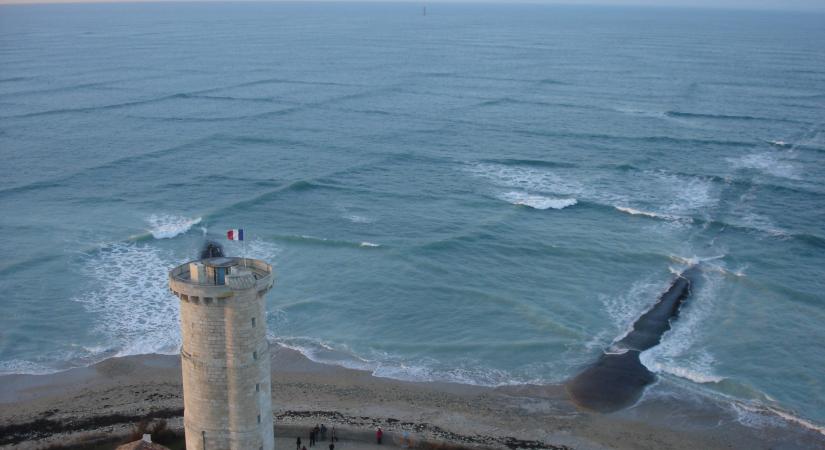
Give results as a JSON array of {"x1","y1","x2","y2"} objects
[{"x1": 243, "y1": 227, "x2": 247, "y2": 268}]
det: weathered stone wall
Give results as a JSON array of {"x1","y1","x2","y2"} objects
[{"x1": 170, "y1": 261, "x2": 274, "y2": 450}]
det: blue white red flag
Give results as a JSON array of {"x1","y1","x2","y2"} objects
[{"x1": 227, "y1": 229, "x2": 244, "y2": 241}]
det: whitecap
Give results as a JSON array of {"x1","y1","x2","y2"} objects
[
  {"x1": 767, "y1": 139, "x2": 791, "y2": 148},
  {"x1": 146, "y1": 214, "x2": 202, "y2": 239},
  {"x1": 615, "y1": 206, "x2": 686, "y2": 222},
  {"x1": 613, "y1": 107, "x2": 667, "y2": 119},
  {"x1": 604, "y1": 346, "x2": 629, "y2": 355},
  {"x1": 345, "y1": 214, "x2": 374, "y2": 224},
  {"x1": 359, "y1": 241, "x2": 380, "y2": 247},
  {"x1": 500, "y1": 191, "x2": 577, "y2": 210}
]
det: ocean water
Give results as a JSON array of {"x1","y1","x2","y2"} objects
[{"x1": 1, "y1": 1, "x2": 824, "y2": 435}]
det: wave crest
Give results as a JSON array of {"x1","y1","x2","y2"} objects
[
  {"x1": 615, "y1": 206, "x2": 686, "y2": 222},
  {"x1": 147, "y1": 214, "x2": 202, "y2": 239},
  {"x1": 500, "y1": 191, "x2": 577, "y2": 210}
]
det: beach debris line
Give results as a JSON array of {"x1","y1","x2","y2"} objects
[{"x1": 566, "y1": 265, "x2": 703, "y2": 412}]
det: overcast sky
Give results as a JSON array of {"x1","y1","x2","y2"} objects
[{"x1": 0, "y1": 0, "x2": 823, "y2": 11}]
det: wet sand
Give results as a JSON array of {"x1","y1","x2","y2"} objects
[{"x1": 1, "y1": 345, "x2": 822, "y2": 450}]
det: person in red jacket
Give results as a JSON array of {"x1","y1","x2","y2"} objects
[{"x1": 376, "y1": 427, "x2": 383, "y2": 445}]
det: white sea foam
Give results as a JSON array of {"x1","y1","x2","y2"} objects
[
  {"x1": 72, "y1": 243, "x2": 182, "y2": 357},
  {"x1": 728, "y1": 187, "x2": 791, "y2": 238},
  {"x1": 467, "y1": 163, "x2": 582, "y2": 196},
  {"x1": 668, "y1": 254, "x2": 725, "y2": 266},
  {"x1": 276, "y1": 338, "x2": 375, "y2": 372},
  {"x1": 0, "y1": 359, "x2": 55, "y2": 376},
  {"x1": 767, "y1": 139, "x2": 791, "y2": 148},
  {"x1": 146, "y1": 214, "x2": 202, "y2": 239},
  {"x1": 657, "y1": 172, "x2": 718, "y2": 216},
  {"x1": 468, "y1": 162, "x2": 716, "y2": 222},
  {"x1": 644, "y1": 354, "x2": 725, "y2": 384},
  {"x1": 604, "y1": 346, "x2": 630, "y2": 355},
  {"x1": 70, "y1": 239, "x2": 279, "y2": 361},
  {"x1": 766, "y1": 406, "x2": 825, "y2": 436},
  {"x1": 728, "y1": 152, "x2": 800, "y2": 180},
  {"x1": 371, "y1": 362, "x2": 525, "y2": 387},
  {"x1": 615, "y1": 206, "x2": 686, "y2": 222},
  {"x1": 345, "y1": 214, "x2": 374, "y2": 224},
  {"x1": 730, "y1": 400, "x2": 825, "y2": 436},
  {"x1": 601, "y1": 275, "x2": 665, "y2": 342},
  {"x1": 667, "y1": 256, "x2": 748, "y2": 282},
  {"x1": 500, "y1": 191, "x2": 577, "y2": 210},
  {"x1": 277, "y1": 338, "x2": 546, "y2": 387},
  {"x1": 360, "y1": 241, "x2": 380, "y2": 247},
  {"x1": 612, "y1": 107, "x2": 667, "y2": 119},
  {"x1": 640, "y1": 271, "x2": 724, "y2": 389},
  {"x1": 740, "y1": 212, "x2": 789, "y2": 238},
  {"x1": 731, "y1": 402, "x2": 785, "y2": 429}
]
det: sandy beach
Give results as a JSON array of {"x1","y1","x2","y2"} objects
[{"x1": 1, "y1": 345, "x2": 822, "y2": 450}]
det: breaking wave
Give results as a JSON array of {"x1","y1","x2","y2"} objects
[
  {"x1": 271, "y1": 234, "x2": 381, "y2": 249},
  {"x1": 614, "y1": 206, "x2": 686, "y2": 222},
  {"x1": 147, "y1": 214, "x2": 202, "y2": 239},
  {"x1": 468, "y1": 162, "x2": 716, "y2": 219},
  {"x1": 500, "y1": 191, "x2": 577, "y2": 210}
]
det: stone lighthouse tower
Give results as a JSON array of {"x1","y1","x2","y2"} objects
[{"x1": 169, "y1": 255, "x2": 275, "y2": 450}]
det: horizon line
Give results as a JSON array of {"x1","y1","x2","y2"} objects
[{"x1": 1, "y1": 0, "x2": 824, "y2": 12}]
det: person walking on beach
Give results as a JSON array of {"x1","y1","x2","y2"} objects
[
  {"x1": 329, "y1": 443, "x2": 335, "y2": 450},
  {"x1": 314, "y1": 424, "x2": 321, "y2": 439},
  {"x1": 376, "y1": 427, "x2": 383, "y2": 445},
  {"x1": 321, "y1": 424, "x2": 327, "y2": 440},
  {"x1": 331, "y1": 426, "x2": 338, "y2": 442},
  {"x1": 296, "y1": 437, "x2": 302, "y2": 450},
  {"x1": 310, "y1": 429, "x2": 316, "y2": 447}
]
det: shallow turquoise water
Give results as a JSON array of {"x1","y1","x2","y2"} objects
[{"x1": 0, "y1": 2, "x2": 824, "y2": 432}]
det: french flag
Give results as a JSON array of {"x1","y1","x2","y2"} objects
[{"x1": 227, "y1": 229, "x2": 244, "y2": 241}]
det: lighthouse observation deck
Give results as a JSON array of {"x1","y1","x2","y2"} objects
[{"x1": 169, "y1": 257, "x2": 274, "y2": 300}]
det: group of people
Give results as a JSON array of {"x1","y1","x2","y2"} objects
[
  {"x1": 296, "y1": 425, "x2": 385, "y2": 450},
  {"x1": 297, "y1": 424, "x2": 337, "y2": 450}
]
